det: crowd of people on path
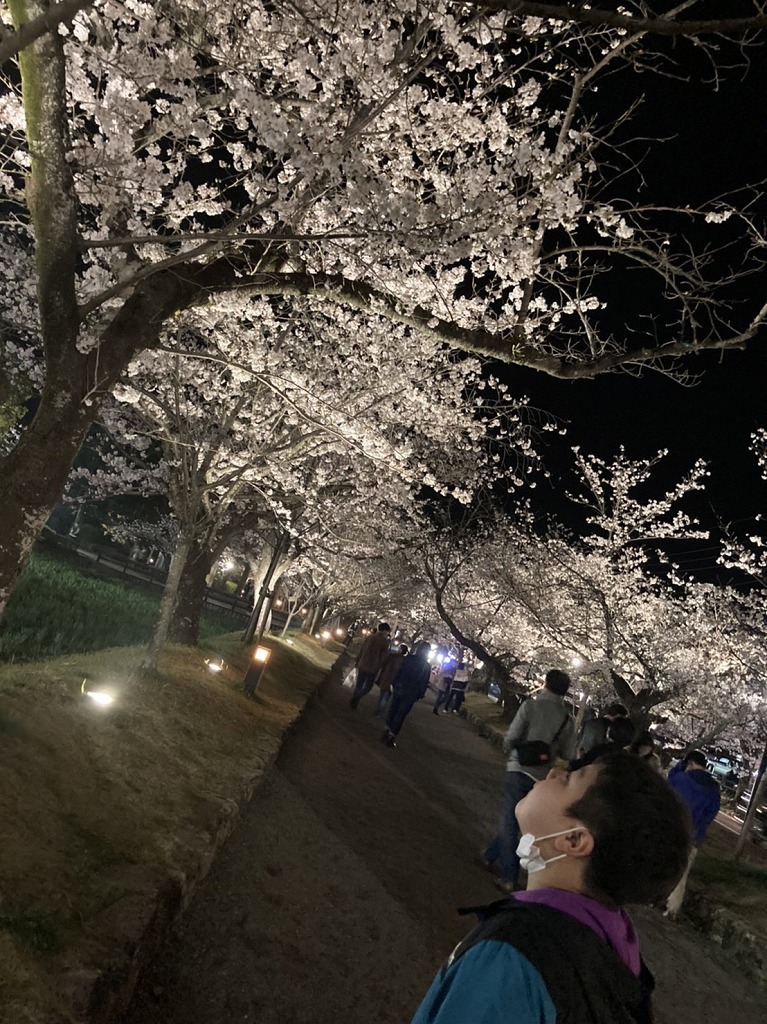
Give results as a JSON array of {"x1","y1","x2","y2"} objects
[
  {"x1": 342, "y1": 626, "x2": 728, "y2": 1023},
  {"x1": 348, "y1": 623, "x2": 431, "y2": 747},
  {"x1": 347, "y1": 623, "x2": 474, "y2": 747}
]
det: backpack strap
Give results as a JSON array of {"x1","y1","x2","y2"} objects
[{"x1": 552, "y1": 713, "x2": 570, "y2": 744}]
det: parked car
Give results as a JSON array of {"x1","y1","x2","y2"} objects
[{"x1": 706, "y1": 756, "x2": 739, "y2": 785}]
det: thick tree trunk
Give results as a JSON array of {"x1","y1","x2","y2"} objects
[
  {"x1": 0, "y1": 394, "x2": 94, "y2": 615},
  {"x1": 307, "y1": 600, "x2": 323, "y2": 635},
  {"x1": 170, "y1": 540, "x2": 215, "y2": 646},
  {"x1": 608, "y1": 669, "x2": 668, "y2": 726},
  {"x1": 143, "y1": 529, "x2": 195, "y2": 670}
]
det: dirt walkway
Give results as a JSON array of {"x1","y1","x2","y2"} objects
[{"x1": 124, "y1": 680, "x2": 767, "y2": 1024}]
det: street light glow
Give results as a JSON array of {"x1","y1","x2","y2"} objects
[{"x1": 254, "y1": 646, "x2": 271, "y2": 664}]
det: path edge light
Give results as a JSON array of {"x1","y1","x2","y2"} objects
[{"x1": 243, "y1": 645, "x2": 271, "y2": 698}]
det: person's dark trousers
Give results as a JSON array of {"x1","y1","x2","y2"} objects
[
  {"x1": 433, "y1": 688, "x2": 450, "y2": 713},
  {"x1": 351, "y1": 669, "x2": 378, "y2": 704},
  {"x1": 386, "y1": 691, "x2": 418, "y2": 736},
  {"x1": 375, "y1": 689, "x2": 392, "y2": 716},
  {"x1": 483, "y1": 770, "x2": 536, "y2": 885},
  {"x1": 447, "y1": 688, "x2": 466, "y2": 712}
]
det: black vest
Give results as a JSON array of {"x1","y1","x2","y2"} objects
[{"x1": 450, "y1": 899, "x2": 654, "y2": 1024}]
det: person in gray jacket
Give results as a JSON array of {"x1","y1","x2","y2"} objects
[{"x1": 481, "y1": 669, "x2": 576, "y2": 893}]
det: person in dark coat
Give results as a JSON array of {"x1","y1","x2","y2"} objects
[
  {"x1": 577, "y1": 702, "x2": 630, "y2": 756},
  {"x1": 665, "y1": 749, "x2": 721, "y2": 916},
  {"x1": 381, "y1": 642, "x2": 432, "y2": 748}
]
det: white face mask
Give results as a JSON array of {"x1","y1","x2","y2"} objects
[{"x1": 516, "y1": 827, "x2": 587, "y2": 874}]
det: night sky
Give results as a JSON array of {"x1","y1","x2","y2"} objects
[{"x1": 505, "y1": 44, "x2": 767, "y2": 574}]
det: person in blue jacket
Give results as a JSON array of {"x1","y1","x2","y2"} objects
[
  {"x1": 411, "y1": 751, "x2": 691, "y2": 1024},
  {"x1": 665, "y1": 749, "x2": 721, "y2": 916},
  {"x1": 381, "y1": 641, "x2": 432, "y2": 748}
]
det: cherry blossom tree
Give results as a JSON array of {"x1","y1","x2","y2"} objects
[
  {"x1": 416, "y1": 449, "x2": 727, "y2": 721},
  {"x1": 77, "y1": 295, "x2": 524, "y2": 663},
  {"x1": 2, "y1": 0, "x2": 766, "y2": 618}
]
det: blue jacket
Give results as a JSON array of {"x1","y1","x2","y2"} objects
[
  {"x1": 412, "y1": 900, "x2": 652, "y2": 1024},
  {"x1": 668, "y1": 763, "x2": 720, "y2": 845},
  {"x1": 393, "y1": 654, "x2": 431, "y2": 701}
]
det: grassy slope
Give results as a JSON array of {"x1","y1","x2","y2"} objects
[
  {"x1": 0, "y1": 633, "x2": 340, "y2": 1020},
  {"x1": 0, "y1": 550, "x2": 238, "y2": 662}
]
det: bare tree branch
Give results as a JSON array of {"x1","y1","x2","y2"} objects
[
  {"x1": 468, "y1": 1, "x2": 767, "y2": 38},
  {"x1": 0, "y1": 0, "x2": 92, "y2": 64}
]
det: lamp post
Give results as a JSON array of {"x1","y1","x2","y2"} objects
[{"x1": 243, "y1": 645, "x2": 271, "y2": 698}]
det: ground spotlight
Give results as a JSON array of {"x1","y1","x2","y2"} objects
[{"x1": 81, "y1": 678, "x2": 115, "y2": 707}]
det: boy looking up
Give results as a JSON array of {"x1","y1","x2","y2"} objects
[{"x1": 412, "y1": 752, "x2": 691, "y2": 1024}]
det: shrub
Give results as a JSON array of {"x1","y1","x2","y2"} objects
[{"x1": 0, "y1": 552, "x2": 235, "y2": 662}]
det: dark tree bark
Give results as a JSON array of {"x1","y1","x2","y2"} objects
[{"x1": 170, "y1": 539, "x2": 215, "y2": 646}]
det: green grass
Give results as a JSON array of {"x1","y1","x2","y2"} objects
[
  {"x1": 693, "y1": 850, "x2": 767, "y2": 897},
  {"x1": 0, "y1": 551, "x2": 237, "y2": 663},
  {"x1": 0, "y1": 908, "x2": 64, "y2": 955}
]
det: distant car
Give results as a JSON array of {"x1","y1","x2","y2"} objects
[
  {"x1": 707, "y1": 757, "x2": 739, "y2": 785},
  {"x1": 487, "y1": 682, "x2": 502, "y2": 703}
]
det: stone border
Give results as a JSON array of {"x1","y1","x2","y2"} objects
[
  {"x1": 45, "y1": 651, "x2": 351, "y2": 1024},
  {"x1": 683, "y1": 887, "x2": 767, "y2": 987}
]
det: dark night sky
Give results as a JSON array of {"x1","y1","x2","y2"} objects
[{"x1": 504, "y1": 45, "x2": 767, "y2": 574}]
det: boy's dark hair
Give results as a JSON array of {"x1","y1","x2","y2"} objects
[
  {"x1": 603, "y1": 702, "x2": 628, "y2": 719},
  {"x1": 544, "y1": 669, "x2": 570, "y2": 696},
  {"x1": 566, "y1": 751, "x2": 691, "y2": 907},
  {"x1": 377, "y1": 622, "x2": 391, "y2": 632},
  {"x1": 685, "y1": 749, "x2": 707, "y2": 769},
  {"x1": 398, "y1": 643, "x2": 409, "y2": 655}
]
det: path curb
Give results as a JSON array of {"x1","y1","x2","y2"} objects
[
  {"x1": 459, "y1": 703, "x2": 505, "y2": 752},
  {"x1": 48, "y1": 650, "x2": 351, "y2": 1024},
  {"x1": 683, "y1": 887, "x2": 767, "y2": 987}
]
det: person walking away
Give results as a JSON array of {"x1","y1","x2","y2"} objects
[
  {"x1": 349, "y1": 622, "x2": 392, "y2": 709},
  {"x1": 444, "y1": 661, "x2": 470, "y2": 713},
  {"x1": 577, "y1": 702, "x2": 630, "y2": 757},
  {"x1": 412, "y1": 751, "x2": 691, "y2": 1024},
  {"x1": 433, "y1": 662, "x2": 455, "y2": 714},
  {"x1": 482, "y1": 669, "x2": 576, "y2": 894},
  {"x1": 375, "y1": 643, "x2": 408, "y2": 717},
  {"x1": 382, "y1": 642, "x2": 432, "y2": 748},
  {"x1": 665, "y1": 749, "x2": 721, "y2": 917}
]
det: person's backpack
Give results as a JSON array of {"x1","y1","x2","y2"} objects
[{"x1": 515, "y1": 714, "x2": 569, "y2": 767}]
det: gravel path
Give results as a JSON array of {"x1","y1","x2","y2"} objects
[{"x1": 124, "y1": 680, "x2": 767, "y2": 1024}]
